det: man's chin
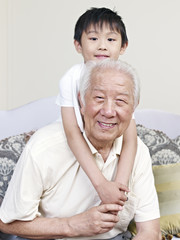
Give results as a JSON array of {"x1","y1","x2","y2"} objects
[{"x1": 94, "y1": 133, "x2": 118, "y2": 144}]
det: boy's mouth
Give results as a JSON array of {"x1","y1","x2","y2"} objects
[{"x1": 95, "y1": 55, "x2": 109, "y2": 60}]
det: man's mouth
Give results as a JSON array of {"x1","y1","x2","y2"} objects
[{"x1": 98, "y1": 121, "x2": 116, "y2": 128}]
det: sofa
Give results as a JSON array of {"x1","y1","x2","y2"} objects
[{"x1": 0, "y1": 96, "x2": 180, "y2": 240}]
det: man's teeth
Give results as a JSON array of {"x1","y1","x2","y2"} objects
[{"x1": 101, "y1": 122, "x2": 114, "y2": 127}]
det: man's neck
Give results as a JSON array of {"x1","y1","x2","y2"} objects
[{"x1": 87, "y1": 137, "x2": 114, "y2": 162}]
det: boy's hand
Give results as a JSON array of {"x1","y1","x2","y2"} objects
[{"x1": 96, "y1": 179, "x2": 129, "y2": 206}]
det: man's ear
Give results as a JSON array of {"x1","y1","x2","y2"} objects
[
  {"x1": 119, "y1": 42, "x2": 128, "y2": 55},
  {"x1": 74, "y1": 40, "x2": 82, "y2": 54},
  {"x1": 78, "y1": 93, "x2": 85, "y2": 115}
]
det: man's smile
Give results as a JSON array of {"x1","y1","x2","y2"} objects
[{"x1": 98, "y1": 121, "x2": 117, "y2": 128}]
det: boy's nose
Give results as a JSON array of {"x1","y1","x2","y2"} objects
[
  {"x1": 98, "y1": 40, "x2": 107, "y2": 50},
  {"x1": 100, "y1": 101, "x2": 116, "y2": 118}
]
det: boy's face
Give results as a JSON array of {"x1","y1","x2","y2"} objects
[{"x1": 74, "y1": 24, "x2": 127, "y2": 63}]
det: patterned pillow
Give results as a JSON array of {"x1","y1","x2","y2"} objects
[
  {"x1": 136, "y1": 124, "x2": 180, "y2": 165},
  {"x1": 0, "y1": 131, "x2": 35, "y2": 206}
]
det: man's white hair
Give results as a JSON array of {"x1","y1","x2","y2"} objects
[{"x1": 79, "y1": 59, "x2": 140, "y2": 110}]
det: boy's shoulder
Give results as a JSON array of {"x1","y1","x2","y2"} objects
[
  {"x1": 66, "y1": 63, "x2": 85, "y2": 75},
  {"x1": 60, "y1": 63, "x2": 85, "y2": 82}
]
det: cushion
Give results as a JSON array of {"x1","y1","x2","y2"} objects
[
  {"x1": 0, "y1": 131, "x2": 35, "y2": 206},
  {"x1": 130, "y1": 125, "x2": 180, "y2": 238},
  {"x1": 153, "y1": 163, "x2": 180, "y2": 235},
  {"x1": 136, "y1": 124, "x2": 180, "y2": 165},
  {"x1": 129, "y1": 163, "x2": 180, "y2": 237}
]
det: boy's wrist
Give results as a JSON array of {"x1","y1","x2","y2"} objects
[{"x1": 93, "y1": 176, "x2": 107, "y2": 190}]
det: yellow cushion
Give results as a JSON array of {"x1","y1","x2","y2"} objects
[{"x1": 129, "y1": 163, "x2": 180, "y2": 235}]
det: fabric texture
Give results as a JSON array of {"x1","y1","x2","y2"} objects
[
  {"x1": 0, "y1": 122, "x2": 159, "y2": 240},
  {"x1": 153, "y1": 163, "x2": 180, "y2": 235},
  {"x1": 136, "y1": 124, "x2": 180, "y2": 165},
  {"x1": 130, "y1": 125, "x2": 180, "y2": 239},
  {"x1": 0, "y1": 132, "x2": 34, "y2": 206}
]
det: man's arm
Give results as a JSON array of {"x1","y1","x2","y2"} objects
[
  {"x1": 133, "y1": 219, "x2": 161, "y2": 240},
  {"x1": 0, "y1": 204, "x2": 121, "y2": 239}
]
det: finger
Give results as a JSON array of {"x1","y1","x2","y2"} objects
[
  {"x1": 98, "y1": 227, "x2": 114, "y2": 234},
  {"x1": 118, "y1": 192, "x2": 128, "y2": 202},
  {"x1": 118, "y1": 184, "x2": 129, "y2": 192},
  {"x1": 118, "y1": 200, "x2": 125, "y2": 206},
  {"x1": 101, "y1": 212, "x2": 119, "y2": 224},
  {"x1": 98, "y1": 204, "x2": 122, "y2": 213}
]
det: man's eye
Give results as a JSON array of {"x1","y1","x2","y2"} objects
[
  {"x1": 117, "y1": 99, "x2": 126, "y2": 103},
  {"x1": 96, "y1": 96, "x2": 104, "y2": 101}
]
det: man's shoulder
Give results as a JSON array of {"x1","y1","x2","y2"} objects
[
  {"x1": 134, "y1": 137, "x2": 152, "y2": 168},
  {"x1": 137, "y1": 136, "x2": 149, "y2": 152},
  {"x1": 27, "y1": 122, "x2": 67, "y2": 154}
]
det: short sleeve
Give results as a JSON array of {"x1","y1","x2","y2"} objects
[
  {"x1": 0, "y1": 144, "x2": 43, "y2": 223},
  {"x1": 132, "y1": 139, "x2": 160, "y2": 222},
  {"x1": 56, "y1": 64, "x2": 84, "y2": 107}
]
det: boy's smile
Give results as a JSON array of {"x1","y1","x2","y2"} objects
[{"x1": 74, "y1": 24, "x2": 127, "y2": 62}]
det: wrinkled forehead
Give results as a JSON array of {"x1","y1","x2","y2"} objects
[{"x1": 89, "y1": 67, "x2": 134, "y2": 93}]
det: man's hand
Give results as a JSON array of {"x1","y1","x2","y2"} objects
[
  {"x1": 96, "y1": 179, "x2": 129, "y2": 206},
  {"x1": 66, "y1": 204, "x2": 122, "y2": 237},
  {"x1": 0, "y1": 205, "x2": 121, "y2": 240}
]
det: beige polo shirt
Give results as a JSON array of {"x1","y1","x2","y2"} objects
[{"x1": 0, "y1": 122, "x2": 160, "y2": 239}]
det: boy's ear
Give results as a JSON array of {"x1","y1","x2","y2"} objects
[
  {"x1": 74, "y1": 40, "x2": 82, "y2": 54},
  {"x1": 78, "y1": 93, "x2": 85, "y2": 115},
  {"x1": 119, "y1": 42, "x2": 128, "y2": 55}
]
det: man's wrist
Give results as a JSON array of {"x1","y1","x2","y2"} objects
[{"x1": 57, "y1": 217, "x2": 75, "y2": 238}]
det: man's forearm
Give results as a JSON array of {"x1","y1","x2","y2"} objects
[
  {"x1": 133, "y1": 231, "x2": 161, "y2": 240},
  {"x1": 0, "y1": 217, "x2": 70, "y2": 239},
  {"x1": 0, "y1": 204, "x2": 121, "y2": 239},
  {"x1": 134, "y1": 219, "x2": 161, "y2": 240}
]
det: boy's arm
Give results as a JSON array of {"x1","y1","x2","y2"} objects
[
  {"x1": 115, "y1": 119, "x2": 137, "y2": 186},
  {"x1": 62, "y1": 107, "x2": 106, "y2": 187},
  {"x1": 61, "y1": 107, "x2": 128, "y2": 204}
]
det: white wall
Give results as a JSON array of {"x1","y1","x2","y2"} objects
[{"x1": 1, "y1": 0, "x2": 180, "y2": 114}]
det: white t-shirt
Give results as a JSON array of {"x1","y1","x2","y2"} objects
[
  {"x1": 56, "y1": 63, "x2": 85, "y2": 132},
  {"x1": 0, "y1": 122, "x2": 160, "y2": 240}
]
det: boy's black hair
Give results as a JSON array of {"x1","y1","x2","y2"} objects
[{"x1": 74, "y1": 7, "x2": 128, "y2": 47}]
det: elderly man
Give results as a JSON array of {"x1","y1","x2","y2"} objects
[{"x1": 0, "y1": 60, "x2": 161, "y2": 240}]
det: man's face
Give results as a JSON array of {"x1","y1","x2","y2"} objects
[
  {"x1": 80, "y1": 68, "x2": 134, "y2": 147},
  {"x1": 74, "y1": 24, "x2": 127, "y2": 63}
]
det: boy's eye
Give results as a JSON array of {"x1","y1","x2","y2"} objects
[
  {"x1": 90, "y1": 37, "x2": 98, "y2": 41},
  {"x1": 108, "y1": 38, "x2": 116, "y2": 42}
]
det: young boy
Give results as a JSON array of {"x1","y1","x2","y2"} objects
[{"x1": 56, "y1": 7, "x2": 137, "y2": 205}]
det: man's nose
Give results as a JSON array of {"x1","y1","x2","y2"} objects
[{"x1": 100, "y1": 101, "x2": 116, "y2": 118}]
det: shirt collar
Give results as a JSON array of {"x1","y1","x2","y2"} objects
[{"x1": 83, "y1": 132, "x2": 123, "y2": 156}]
